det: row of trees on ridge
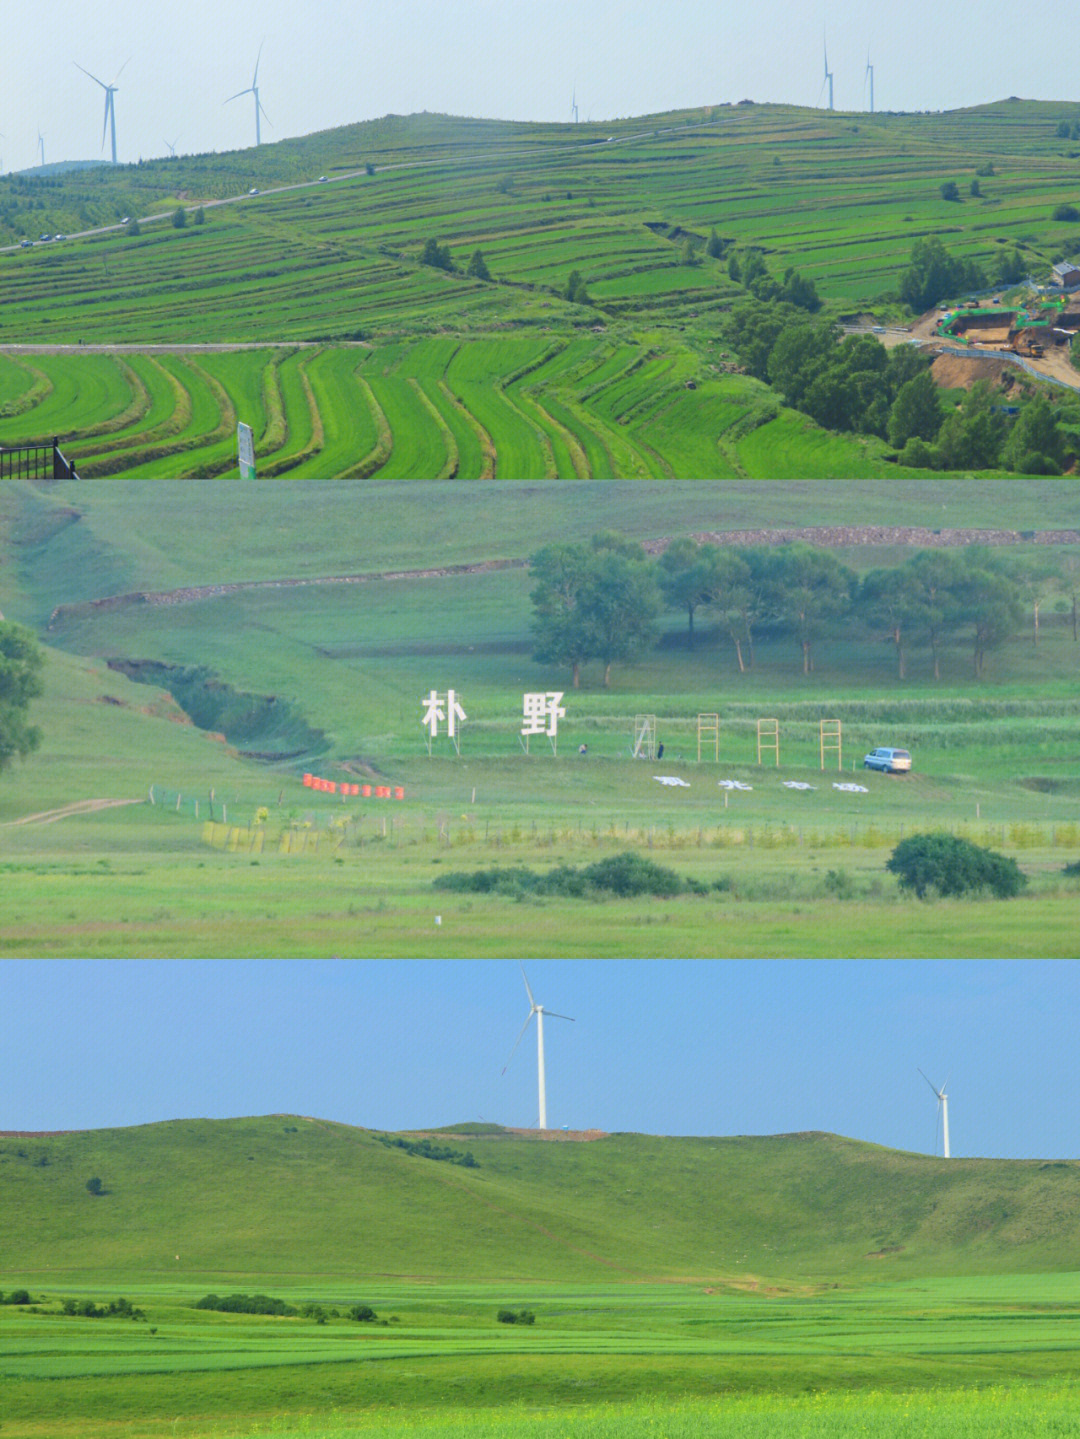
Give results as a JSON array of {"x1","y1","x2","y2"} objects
[{"x1": 529, "y1": 534, "x2": 1076, "y2": 687}]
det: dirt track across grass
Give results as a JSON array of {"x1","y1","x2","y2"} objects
[{"x1": 1, "y1": 798, "x2": 142, "y2": 827}]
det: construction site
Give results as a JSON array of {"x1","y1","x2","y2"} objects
[{"x1": 935, "y1": 296, "x2": 1080, "y2": 359}]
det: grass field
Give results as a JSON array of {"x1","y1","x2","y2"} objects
[
  {"x1": 0, "y1": 479, "x2": 1078, "y2": 956},
  {"x1": 4, "y1": 1120, "x2": 1080, "y2": 1437}
]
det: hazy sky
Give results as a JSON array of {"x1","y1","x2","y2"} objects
[
  {"x1": 3, "y1": 960, "x2": 1078, "y2": 1160},
  {"x1": 3, "y1": 1, "x2": 1077, "y2": 174}
]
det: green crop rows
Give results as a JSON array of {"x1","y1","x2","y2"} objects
[{"x1": 0, "y1": 340, "x2": 921, "y2": 479}]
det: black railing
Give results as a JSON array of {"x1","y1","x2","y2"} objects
[{"x1": 0, "y1": 436, "x2": 79, "y2": 480}]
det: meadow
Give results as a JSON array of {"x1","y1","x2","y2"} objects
[
  {"x1": 5, "y1": 1117, "x2": 1080, "y2": 1437},
  {"x1": 1, "y1": 479, "x2": 1078, "y2": 957}
]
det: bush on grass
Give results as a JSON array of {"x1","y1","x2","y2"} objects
[{"x1": 886, "y1": 833, "x2": 1026, "y2": 899}]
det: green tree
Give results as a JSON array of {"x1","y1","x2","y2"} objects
[
  {"x1": 969, "y1": 178, "x2": 981, "y2": 198},
  {"x1": 940, "y1": 181, "x2": 960, "y2": 202},
  {"x1": 0, "y1": 622, "x2": 44, "y2": 773},
  {"x1": 779, "y1": 267, "x2": 822, "y2": 312},
  {"x1": 86, "y1": 1177, "x2": 104, "y2": 1195},
  {"x1": 706, "y1": 547, "x2": 757, "y2": 671},
  {"x1": 887, "y1": 833, "x2": 1026, "y2": 899},
  {"x1": 420, "y1": 238, "x2": 454, "y2": 272},
  {"x1": 899, "y1": 236, "x2": 984, "y2": 312},
  {"x1": 171, "y1": 206, "x2": 186, "y2": 229},
  {"x1": 957, "y1": 562, "x2": 1024, "y2": 677},
  {"x1": 935, "y1": 380, "x2": 1006, "y2": 471},
  {"x1": 1002, "y1": 393, "x2": 1065, "y2": 474},
  {"x1": 467, "y1": 248, "x2": 491, "y2": 280},
  {"x1": 656, "y1": 537, "x2": 715, "y2": 647},
  {"x1": 530, "y1": 537, "x2": 659, "y2": 688},
  {"x1": 860, "y1": 564, "x2": 924, "y2": 680},
  {"x1": 126, "y1": 217, "x2": 140, "y2": 236},
  {"x1": 887, "y1": 370, "x2": 943, "y2": 448},
  {"x1": 760, "y1": 545, "x2": 854, "y2": 674},
  {"x1": 565, "y1": 270, "x2": 590, "y2": 303},
  {"x1": 193, "y1": 206, "x2": 205, "y2": 225},
  {"x1": 706, "y1": 228, "x2": 725, "y2": 259}
]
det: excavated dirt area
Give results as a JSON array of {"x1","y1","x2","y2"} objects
[{"x1": 930, "y1": 353, "x2": 1017, "y2": 390}]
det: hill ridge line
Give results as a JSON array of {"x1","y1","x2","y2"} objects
[{"x1": 46, "y1": 527, "x2": 1080, "y2": 629}]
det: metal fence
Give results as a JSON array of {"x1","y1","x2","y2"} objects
[{"x1": 0, "y1": 437, "x2": 79, "y2": 479}]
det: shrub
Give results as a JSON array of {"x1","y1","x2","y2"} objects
[
  {"x1": 886, "y1": 833, "x2": 1027, "y2": 899},
  {"x1": 4, "y1": 1289, "x2": 31, "y2": 1305},
  {"x1": 193, "y1": 1293, "x2": 296, "y2": 1315},
  {"x1": 420, "y1": 238, "x2": 454, "y2": 272},
  {"x1": 467, "y1": 248, "x2": 491, "y2": 281},
  {"x1": 126, "y1": 217, "x2": 140, "y2": 236},
  {"x1": 1053, "y1": 204, "x2": 1080, "y2": 222},
  {"x1": 171, "y1": 206, "x2": 187, "y2": 229},
  {"x1": 940, "y1": 181, "x2": 960, "y2": 202},
  {"x1": 193, "y1": 207, "x2": 205, "y2": 225},
  {"x1": 85, "y1": 1176, "x2": 104, "y2": 1195},
  {"x1": 349, "y1": 1304, "x2": 376, "y2": 1322},
  {"x1": 497, "y1": 1308, "x2": 535, "y2": 1324}
]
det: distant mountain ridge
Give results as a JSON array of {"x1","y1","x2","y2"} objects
[{"x1": 3, "y1": 1116, "x2": 1079, "y2": 1285}]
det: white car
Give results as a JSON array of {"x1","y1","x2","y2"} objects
[
  {"x1": 863, "y1": 747, "x2": 912, "y2": 774},
  {"x1": 248, "y1": 187, "x2": 259, "y2": 196}
]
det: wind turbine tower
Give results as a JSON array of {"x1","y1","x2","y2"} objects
[
  {"x1": 822, "y1": 37, "x2": 834, "y2": 111},
  {"x1": 227, "y1": 43, "x2": 271, "y2": 147},
  {"x1": 75, "y1": 60, "x2": 127, "y2": 164},
  {"x1": 865, "y1": 51, "x2": 875, "y2": 114},
  {"x1": 918, "y1": 1069, "x2": 950, "y2": 1158},
  {"x1": 572, "y1": 85, "x2": 579, "y2": 124},
  {"x1": 37, "y1": 132, "x2": 44, "y2": 167},
  {"x1": 503, "y1": 965, "x2": 574, "y2": 1131}
]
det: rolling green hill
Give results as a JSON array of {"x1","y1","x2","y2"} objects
[
  {"x1": 7, "y1": 100, "x2": 1080, "y2": 476},
  {"x1": 4, "y1": 1115, "x2": 1080, "y2": 1285}
]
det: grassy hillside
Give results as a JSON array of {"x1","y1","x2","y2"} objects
[
  {"x1": 7, "y1": 101, "x2": 1080, "y2": 475},
  {"x1": 4, "y1": 1117, "x2": 1080, "y2": 1285}
]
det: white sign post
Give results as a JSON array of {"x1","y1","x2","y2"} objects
[
  {"x1": 237, "y1": 421, "x2": 256, "y2": 479},
  {"x1": 521, "y1": 691, "x2": 565, "y2": 755},
  {"x1": 421, "y1": 688, "x2": 466, "y2": 756}
]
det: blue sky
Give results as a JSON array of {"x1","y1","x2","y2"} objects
[
  {"x1": 3, "y1": 0, "x2": 1078, "y2": 173},
  {"x1": 2, "y1": 960, "x2": 1077, "y2": 1159}
]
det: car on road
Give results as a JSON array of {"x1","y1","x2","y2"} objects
[
  {"x1": 120, "y1": 216, "x2": 131, "y2": 224},
  {"x1": 20, "y1": 239, "x2": 33, "y2": 248},
  {"x1": 248, "y1": 187, "x2": 259, "y2": 195},
  {"x1": 53, "y1": 233, "x2": 66, "y2": 241},
  {"x1": 863, "y1": 746, "x2": 912, "y2": 773},
  {"x1": 318, "y1": 175, "x2": 328, "y2": 182}
]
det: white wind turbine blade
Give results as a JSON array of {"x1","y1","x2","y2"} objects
[
  {"x1": 252, "y1": 40, "x2": 264, "y2": 89},
  {"x1": 520, "y1": 963, "x2": 537, "y2": 1012},
  {"x1": 74, "y1": 62, "x2": 107, "y2": 89},
  {"x1": 225, "y1": 86, "x2": 253, "y2": 105},
  {"x1": 917, "y1": 1067, "x2": 941, "y2": 1098},
  {"x1": 542, "y1": 1010, "x2": 575, "y2": 1023},
  {"x1": 501, "y1": 1011, "x2": 534, "y2": 1075}
]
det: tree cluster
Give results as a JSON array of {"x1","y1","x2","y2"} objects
[
  {"x1": 886, "y1": 833, "x2": 1027, "y2": 899},
  {"x1": 530, "y1": 533, "x2": 660, "y2": 687},
  {"x1": 531, "y1": 534, "x2": 1054, "y2": 686},
  {"x1": 726, "y1": 295, "x2": 1071, "y2": 473},
  {"x1": 497, "y1": 1308, "x2": 536, "y2": 1324},
  {"x1": 0, "y1": 622, "x2": 45, "y2": 775},
  {"x1": 728, "y1": 249, "x2": 821, "y2": 311},
  {"x1": 194, "y1": 1293, "x2": 296, "y2": 1315},
  {"x1": 420, "y1": 238, "x2": 455, "y2": 272},
  {"x1": 899, "y1": 236, "x2": 985, "y2": 312},
  {"x1": 654, "y1": 540, "x2": 1038, "y2": 681},
  {"x1": 377, "y1": 1134, "x2": 478, "y2": 1167},
  {"x1": 62, "y1": 1296, "x2": 145, "y2": 1320}
]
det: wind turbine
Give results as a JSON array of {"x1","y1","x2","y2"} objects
[
  {"x1": 165, "y1": 137, "x2": 179, "y2": 157},
  {"x1": 38, "y1": 131, "x2": 45, "y2": 167},
  {"x1": 75, "y1": 59, "x2": 127, "y2": 164},
  {"x1": 502, "y1": 965, "x2": 574, "y2": 1131},
  {"x1": 226, "y1": 43, "x2": 271, "y2": 147},
  {"x1": 820, "y1": 35, "x2": 834, "y2": 111},
  {"x1": 572, "y1": 85, "x2": 579, "y2": 124},
  {"x1": 918, "y1": 1069, "x2": 950, "y2": 1158},
  {"x1": 865, "y1": 49, "x2": 875, "y2": 114}
]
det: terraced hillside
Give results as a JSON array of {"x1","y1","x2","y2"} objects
[
  {"x1": 5, "y1": 1117, "x2": 1080, "y2": 1283},
  {"x1": 0, "y1": 341, "x2": 914, "y2": 479}
]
